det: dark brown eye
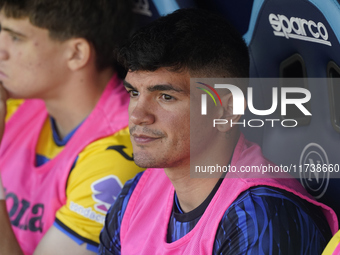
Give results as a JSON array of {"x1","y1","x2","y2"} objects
[
  {"x1": 128, "y1": 90, "x2": 139, "y2": 98},
  {"x1": 162, "y1": 94, "x2": 174, "y2": 101}
]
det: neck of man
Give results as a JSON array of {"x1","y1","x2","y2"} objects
[
  {"x1": 44, "y1": 67, "x2": 115, "y2": 139},
  {"x1": 165, "y1": 129, "x2": 240, "y2": 213}
]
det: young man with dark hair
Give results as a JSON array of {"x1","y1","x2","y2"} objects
[
  {"x1": 0, "y1": 0, "x2": 144, "y2": 254},
  {"x1": 99, "y1": 8, "x2": 338, "y2": 254}
]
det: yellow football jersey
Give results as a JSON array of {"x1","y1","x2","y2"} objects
[{"x1": 6, "y1": 99, "x2": 24, "y2": 121}]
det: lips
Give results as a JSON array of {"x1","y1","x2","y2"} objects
[
  {"x1": 132, "y1": 134, "x2": 161, "y2": 144},
  {"x1": 0, "y1": 70, "x2": 8, "y2": 79}
]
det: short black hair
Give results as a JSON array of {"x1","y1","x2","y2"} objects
[
  {"x1": 0, "y1": 0, "x2": 133, "y2": 70},
  {"x1": 119, "y1": 8, "x2": 249, "y2": 78}
]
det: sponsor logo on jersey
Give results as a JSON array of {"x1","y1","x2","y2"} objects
[
  {"x1": 106, "y1": 145, "x2": 134, "y2": 161},
  {"x1": 91, "y1": 175, "x2": 123, "y2": 214},
  {"x1": 269, "y1": 13, "x2": 331, "y2": 46},
  {"x1": 70, "y1": 201, "x2": 105, "y2": 224}
]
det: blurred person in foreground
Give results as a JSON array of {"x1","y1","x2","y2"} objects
[{"x1": 0, "y1": 0, "x2": 144, "y2": 254}]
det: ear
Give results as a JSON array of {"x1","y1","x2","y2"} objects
[
  {"x1": 215, "y1": 92, "x2": 246, "y2": 133},
  {"x1": 66, "y1": 38, "x2": 92, "y2": 71}
]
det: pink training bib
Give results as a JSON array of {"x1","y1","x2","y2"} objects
[
  {"x1": 121, "y1": 134, "x2": 338, "y2": 255},
  {"x1": 0, "y1": 75, "x2": 129, "y2": 255}
]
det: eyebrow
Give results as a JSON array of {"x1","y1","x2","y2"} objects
[
  {"x1": 123, "y1": 80, "x2": 134, "y2": 89},
  {"x1": 123, "y1": 80, "x2": 186, "y2": 94},
  {"x1": 1, "y1": 25, "x2": 27, "y2": 38}
]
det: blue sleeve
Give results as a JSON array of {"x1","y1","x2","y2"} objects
[
  {"x1": 98, "y1": 172, "x2": 144, "y2": 255},
  {"x1": 213, "y1": 186, "x2": 332, "y2": 255}
]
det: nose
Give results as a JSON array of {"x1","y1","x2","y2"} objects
[
  {"x1": 129, "y1": 99, "x2": 155, "y2": 126},
  {"x1": 0, "y1": 49, "x2": 9, "y2": 61}
]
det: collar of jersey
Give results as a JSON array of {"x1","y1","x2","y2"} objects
[{"x1": 50, "y1": 117, "x2": 84, "y2": 147}]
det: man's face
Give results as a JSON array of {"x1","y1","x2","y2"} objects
[
  {"x1": 125, "y1": 68, "x2": 191, "y2": 169},
  {"x1": 0, "y1": 13, "x2": 68, "y2": 99}
]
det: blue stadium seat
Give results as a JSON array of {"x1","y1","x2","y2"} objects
[
  {"x1": 242, "y1": 0, "x2": 340, "y2": 223},
  {"x1": 194, "y1": 0, "x2": 254, "y2": 35},
  {"x1": 132, "y1": 0, "x2": 196, "y2": 29},
  {"x1": 132, "y1": 0, "x2": 254, "y2": 35}
]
